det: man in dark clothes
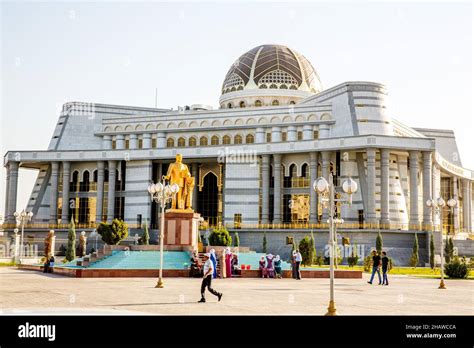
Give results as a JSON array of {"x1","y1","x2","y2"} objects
[
  {"x1": 381, "y1": 251, "x2": 389, "y2": 285},
  {"x1": 367, "y1": 250, "x2": 382, "y2": 285},
  {"x1": 198, "y1": 253, "x2": 222, "y2": 303}
]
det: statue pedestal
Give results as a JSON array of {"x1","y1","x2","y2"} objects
[{"x1": 164, "y1": 211, "x2": 201, "y2": 251}]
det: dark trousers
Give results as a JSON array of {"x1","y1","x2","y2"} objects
[
  {"x1": 201, "y1": 275, "x2": 220, "y2": 299},
  {"x1": 295, "y1": 261, "x2": 301, "y2": 279},
  {"x1": 382, "y1": 268, "x2": 389, "y2": 285}
]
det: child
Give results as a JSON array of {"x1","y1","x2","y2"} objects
[{"x1": 381, "y1": 251, "x2": 389, "y2": 285}]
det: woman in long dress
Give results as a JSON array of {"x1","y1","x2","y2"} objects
[
  {"x1": 266, "y1": 253, "x2": 275, "y2": 278},
  {"x1": 209, "y1": 249, "x2": 217, "y2": 279},
  {"x1": 259, "y1": 256, "x2": 267, "y2": 278},
  {"x1": 274, "y1": 255, "x2": 282, "y2": 279},
  {"x1": 225, "y1": 247, "x2": 232, "y2": 278}
]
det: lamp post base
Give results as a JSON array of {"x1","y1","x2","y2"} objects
[
  {"x1": 324, "y1": 300, "x2": 337, "y2": 316},
  {"x1": 155, "y1": 279, "x2": 164, "y2": 288},
  {"x1": 438, "y1": 279, "x2": 446, "y2": 289}
]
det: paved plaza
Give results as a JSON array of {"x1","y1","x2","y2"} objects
[{"x1": 0, "y1": 267, "x2": 472, "y2": 315}]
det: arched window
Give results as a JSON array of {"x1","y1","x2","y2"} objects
[
  {"x1": 223, "y1": 135, "x2": 231, "y2": 145},
  {"x1": 245, "y1": 134, "x2": 254, "y2": 144},
  {"x1": 112, "y1": 138, "x2": 117, "y2": 150},
  {"x1": 282, "y1": 132, "x2": 287, "y2": 141},
  {"x1": 125, "y1": 136, "x2": 130, "y2": 149},
  {"x1": 211, "y1": 135, "x2": 219, "y2": 146},
  {"x1": 80, "y1": 171, "x2": 90, "y2": 192},
  {"x1": 289, "y1": 100, "x2": 296, "y2": 104},
  {"x1": 200, "y1": 136, "x2": 208, "y2": 146},
  {"x1": 289, "y1": 164, "x2": 297, "y2": 178},
  {"x1": 272, "y1": 100, "x2": 279, "y2": 106},
  {"x1": 234, "y1": 135, "x2": 242, "y2": 144},
  {"x1": 178, "y1": 137, "x2": 186, "y2": 147},
  {"x1": 269, "y1": 84, "x2": 278, "y2": 89},
  {"x1": 280, "y1": 84, "x2": 288, "y2": 89},
  {"x1": 189, "y1": 137, "x2": 197, "y2": 147},
  {"x1": 297, "y1": 131, "x2": 303, "y2": 141},
  {"x1": 239, "y1": 101, "x2": 246, "y2": 108},
  {"x1": 227, "y1": 103, "x2": 233, "y2": 109},
  {"x1": 301, "y1": 163, "x2": 309, "y2": 178},
  {"x1": 166, "y1": 138, "x2": 175, "y2": 148},
  {"x1": 255, "y1": 100, "x2": 262, "y2": 107},
  {"x1": 70, "y1": 170, "x2": 79, "y2": 192},
  {"x1": 259, "y1": 84, "x2": 268, "y2": 89}
]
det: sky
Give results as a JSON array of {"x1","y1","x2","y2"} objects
[{"x1": 1, "y1": 0, "x2": 473, "y2": 215}]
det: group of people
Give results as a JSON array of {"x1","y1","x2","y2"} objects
[
  {"x1": 258, "y1": 254, "x2": 282, "y2": 278},
  {"x1": 190, "y1": 248, "x2": 239, "y2": 279},
  {"x1": 367, "y1": 250, "x2": 390, "y2": 285}
]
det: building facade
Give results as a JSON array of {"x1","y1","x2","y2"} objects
[{"x1": 3, "y1": 44, "x2": 474, "y2": 262}]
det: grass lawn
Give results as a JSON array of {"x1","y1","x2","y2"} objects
[
  {"x1": 305, "y1": 264, "x2": 474, "y2": 279},
  {"x1": 0, "y1": 262, "x2": 16, "y2": 267}
]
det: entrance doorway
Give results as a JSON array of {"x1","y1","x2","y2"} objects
[{"x1": 198, "y1": 172, "x2": 218, "y2": 226}]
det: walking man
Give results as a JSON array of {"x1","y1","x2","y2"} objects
[
  {"x1": 198, "y1": 253, "x2": 223, "y2": 303},
  {"x1": 367, "y1": 250, "x2": 382, "y2": 285},
  {"x1": 295, "y1": 249, "x2": 302, "y2": 280},
  {"x1": 381, "y1": 251, "x2": 389, "y2": 285}
]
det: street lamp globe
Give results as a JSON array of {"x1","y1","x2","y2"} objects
[
  {"x1": 314, "y1": 177, "x2": 329, "y2": 194},
  {"x1": 148, "y1": 183, "x2": 156, "y2": 194},
  {"x1": 342, "y1": 178, "x2": 358, "y2": 194},
  {"x1": 170, "y1": 183, "x2": 180, "y2": 194},
  {"x1": 154, "y1": 182, "x2": 164, "y2": 193},
  {"x1": 447, "y1": 198, "x2": 457, "y2": 208},
  {"x1": 437, "y1": 197, "x2": 446, "y2": 207},
  {"x1": 27, "y1": 211, "x2": 33, "y2": 218},
  {"x1": 426, "y1": 199, "x2": 433, "y2": 208}
]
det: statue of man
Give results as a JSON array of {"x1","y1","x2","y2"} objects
[
  {"x1": 79, "y1": 231, "x2": 87, "y2": 257},
  {"x1": 163, "y1": 154, "x2": 195, "y2": 211}
]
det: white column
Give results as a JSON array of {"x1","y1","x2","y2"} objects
[
  {"x1": 303, "y1": 125, "x2": 313, "y2": 140},
  {"x1": 102, "y1": 135, "x2": 112, "y2": 150},
  {"x1": 366, "y1": 148, "x2": 377, "y2": 224},
  {"x1": 380, "y1": 149, "x2": 390, "y2": 225},
  {"x1": 462, "y1": 179, "x2": 470, "y2": 232},
  {"x1": 50, "y1": 162, "x2": 60, "y2": 224},
  {"x1": 96, "y1": 161, "x2": 105, "y2": 223},
  {"x1": 453, "y1": 177, "x2": 459, "y2": 232},
  {"x1": 142, "y1": 133, "x2": 151, "y2": 148},
  {"x1": 271, "y1": 127, "x2": 282, "y2": 142},
  {"x1": 61, "y1": 162, "x2": 71, "y2": 223},
  {"x1": 129, "y1": 134, "x2": 138, "y2": 149},
  {"x1": 156, "y1": 132, "x2": 166, "y2": 148},
  {"x1": 6, "y1": 162, "x2": 19, "y2": 223},
  {"x1": 287, "y1": 126, "x2": 297, "y2": 141},
  {"x1": 261, "y1": 155, "x2": 270, "y2": 224},
  {"x1": 4, "y1": 164, "x2": 10, "y2": 222},
  {"x1": 273, "y1": 154, "x2": 282, "y2": 224},
  {"x1": 309, "y1": 152, "x2": 318, "y2": 223},
  {"x1": 107, "y1": 161, "x2": 117, "y2": 222},
  {"x1": 422, "y1": 151, "x2": 433, "y2": 229},
  {"x1": 255, "y1": 127, "x2": 265, "y2": 144},
  {"x1": 409, "y1": 151, "x2": 420, "y2": 230},
  {"x1": 115, "y1": 135, "x2": 125, "y2": 149}
]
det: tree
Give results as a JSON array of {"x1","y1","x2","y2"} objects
[
  {"x1": 429, "y1": 233, "x2": 435, "y2": 269},
  {"x1": 65, "y1": 218, "x2": 76, "y2": 262},
  {"x1": 410, "y1": 233, "x2": 419, "y2": 268},
  {"x1": 299, "y1": 236, "x2": 313, "y2": 266},
  {"x1": 141, "y1": 218, "x2": 150, "y2": 245},
  {"x1": 310, "y1": 230, "x2": 317, "y2": 264},
  {"x1": 444, "y1": 237, "x2": 454, "y2": 263},
  {"x1": 234, "y1": 232, "x2": 240, "y2": 247},
  {"x1": 208, "y1": 227, "x2": 232, "y2": 246},
  {"x1": 376, "y1": 231, "x2": 383, "y2": 255},
  {"x1": 262, "y1": 231, "x2": 267, "y2": 254},
  {"x1": 97, "y1": 219, "x2": 129, "y2": 245}
]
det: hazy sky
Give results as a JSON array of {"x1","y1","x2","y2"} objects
[{"x1": 1, "y1": 1, "x2": 473, "y2": 214}]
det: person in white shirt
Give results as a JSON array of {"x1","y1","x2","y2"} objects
[
  {"x1": 198, "y1": 253, "x2": 223, "y2": 303},
  {"x1": 295, "y1": 250, "x2": 302, "y2": 280}
]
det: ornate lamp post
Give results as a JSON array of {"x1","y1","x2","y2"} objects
[
  {"x1": 426, "y1": 196, "x2": 457, "y2": 289},
  {"x1": 313, "y1": 173, "x2": 357, "y2": 316},
  {"x1": 148, "y1": 179, "x2": 179, "y2": 288},
  {"x1": 14, "y1": 210, "x2": 33, "y2": 263}
]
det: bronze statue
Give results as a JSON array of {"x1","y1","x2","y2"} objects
[{"x1": 163, "y1": 154, "x2": 195, "y2": 212}]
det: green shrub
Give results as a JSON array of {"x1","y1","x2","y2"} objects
[
  {"x1": 429, "y1": 233, "x2": 435, "y2": 269},
  {"x1": 410, "y1": 233, "x2": 419, "y2": 268},
  {"x1": 262, "y1": 231, "x2": 267, "y2": 253},
  {"x1": 310, "y1": 231, "x2": 317, "y2": 264},
  {"x1": 347, "y1": 247, "x2": 359, "y2": 267},
  {"x1": 363, "y1": 255, "x2": 372, "y2": 272},
  {"x1": 314, "y1": 255, "x2": 324, "y2": 266},
  {"x1": 299, "y1": 236, "x2": 314, "y2": 266},
  {"x1": 376, "y1": 231, "x2": 383, "y2": 255},
  {"x1": 97, "y1": 219, "x2": 129, "y2": 245},
  {"x1": 208, "y1": 227, "x2": 232, "y2": 246},
  {"x1": 444, "y1": 237, "x2": 454, "y2": 263},
  {"x1": 65, "y1": 218, "x2": 76, "y2": 262},
  {"x1": 233, "y1": 232, "x2": 240, "y2": 247},
  {"x1": 444, "y1": 257, "x2": 469, "y2": 279},
  {"x1": 388, "y1": 257, "x2": 394, "y2": 271}
]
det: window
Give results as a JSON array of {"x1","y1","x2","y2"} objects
[
  {"x1": 282, "y1": 132, "x2": 287, "y2": 141},
  {"x1": 112, "y1": 139, "x2": 116, "y2": 149},
  {"x1": 223, "y1": 135, "x2": 231, "y2": 144},
  {"x1": 297, "y1": 131, "x2": 303, "y2": 140},
  {"x1": 227, "y1": 103, "x2": 233, "y2": 109},
  {"x1": 178, "y1": 137, "x2": 186, "y2": 147},
  {"x1": 200, "y1": 136, "x2": 208, "y2": 146},
  {"x1": 166, "y1": 138, "x2": 175, "y2": 148},
  {"x1": 255, "y1": 100, "x2": 262, "y2": 107},
  {"x1": 239, "y1": 101, "x2": 246, "y2": 108},
  {"x1": 245, "y1": 134, "x2": 254, "y2": 144},
  {"x1": 125, "y1": 138, "x2": 130, "y2": 149},
  {"x1": 234, "y1": 213, "x2": 242, "y2": 229},
  {"x1": 266, "y1": 133, "x2": 271, "y2": 143},
  {"x1": 272, "y1": 100, "x2": 279, "y2": 106},
  {"x1": 314, "y1": 130, "x2": 319, "y2": 139},
  {"x1": 301, "y1": 163, "x2": 309, "y2": 178},
  {"x1": 269, "y1": 84, "x2": 278, "y2": 89},
  {"x1": 289, "y1": 100, "x2": 296, "y2": 104},
  {"x1": 138, "y1": 138, "x2": 143, "y2": 149},
  {"x1": 189, "y1": 137, "x2": 197, "y2": 147},
  {"x1": 234, "y1": 135, "x2": 242, "y2": 144},
  {"x1": 211, "y1": 135, "x2": 219, "y2": 146},
  {"x1": 152, "y1": 138, "x2": 157, "y2": 148}
]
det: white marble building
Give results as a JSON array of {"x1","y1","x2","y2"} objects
[{"x1": 3, "y1": 45, "x2": 473, "y2": 255}]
